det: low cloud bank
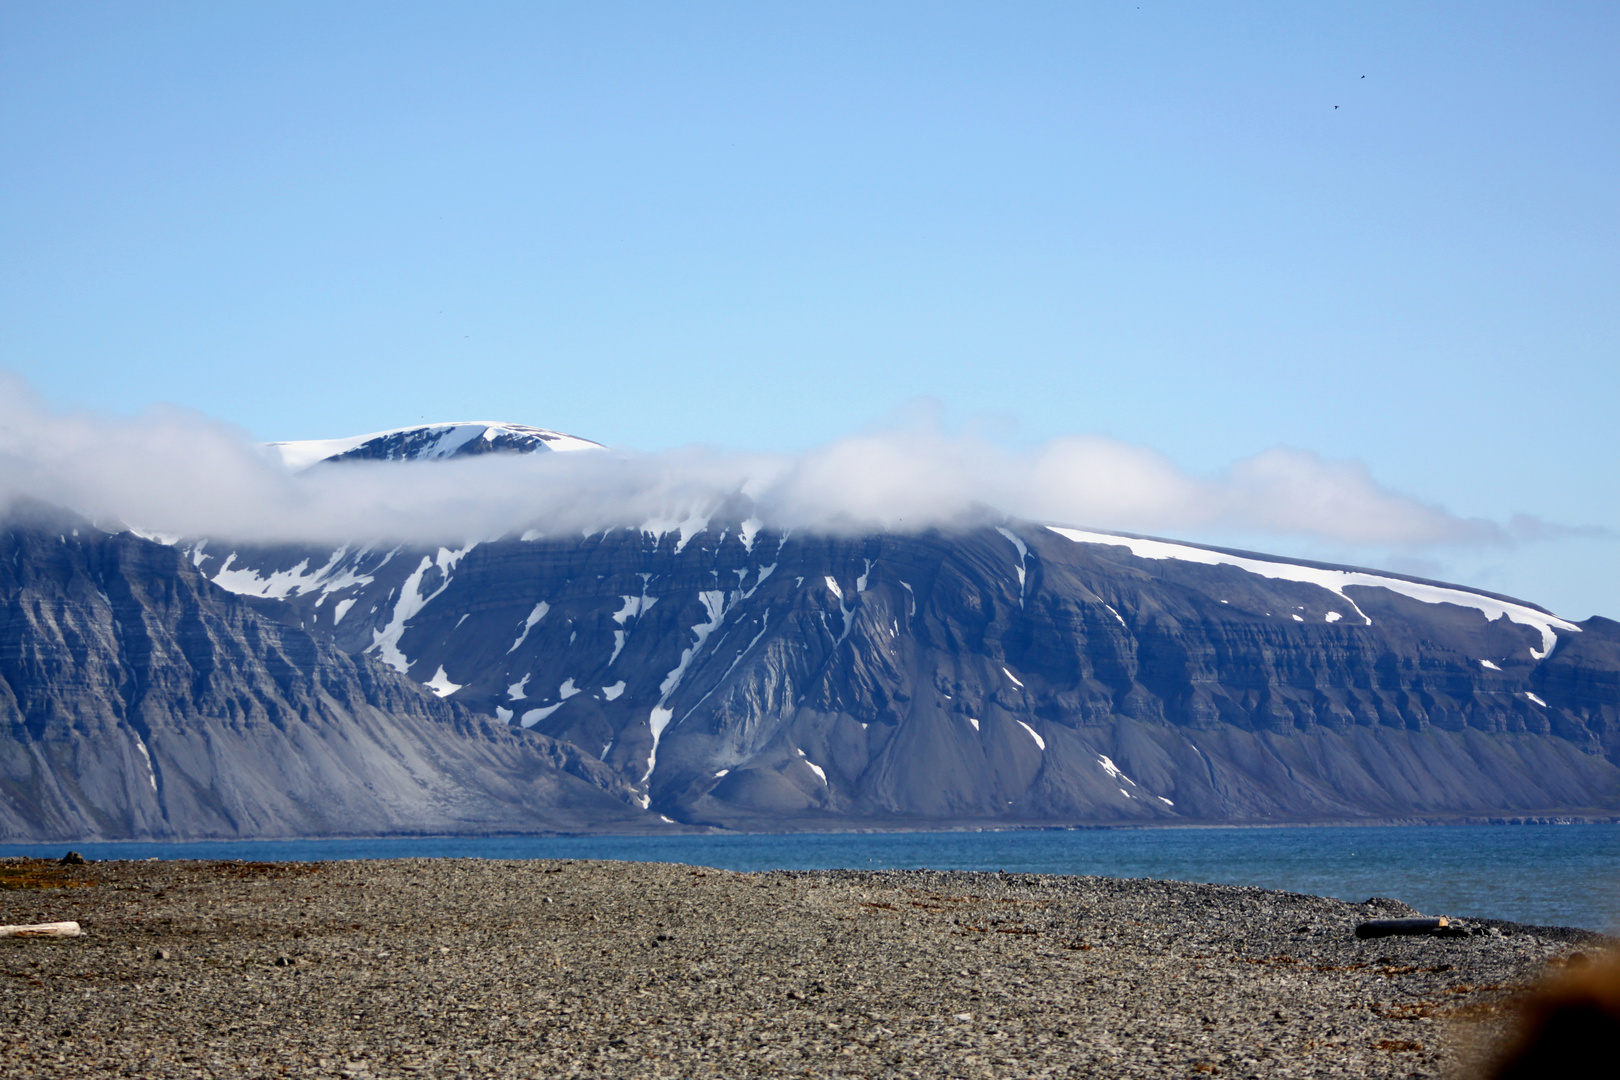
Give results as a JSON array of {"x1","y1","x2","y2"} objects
[{"x1": 0, "y1": 375, "x2": 1513, "y2": 550}]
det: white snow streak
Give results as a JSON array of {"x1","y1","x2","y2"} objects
[
  {"x1": 507, "y1": 601, "x2": 550, "y2": 653},
  {"x1": 133, "y1": 737, "x2": 157, "y2": 792},
  {"x1": 798, "y1": 749, "x2": 828, "y2": 785},
  {"x1": 1015, "y1": 720, "x2": 1045, "y2": 751},
  {"x1": 1096, "y1": 754, "x2": 1138, "y2": 787},
  {"x1": 1048, "y1": 527, "x2": 1579, "y2": 658},
  {"x1": 367, "y1": 545, "x2": 473, "y2": 674},
  {"x1": 609, "y1": 593, "x2": 656, "y2": 664},
  {"x1": 520, "y1": 703, "x2": 563, "y2": 727},
  {"x1": 210, "y1": 544, "x2": 381, "y2": 602},
  {"x1": 1002, "y1": 667, "x2": 1025, "y2": 688},
  {"x1": 995, "y1": 527, "x2": 1028, "y2": 605},
  {"x1": 641, "y1": 510, "x2": 710, "y2": 553},
  {"x1": 643, "y1": 590, "x2": 729, "y2": 782}
]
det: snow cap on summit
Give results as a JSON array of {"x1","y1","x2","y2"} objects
[{"x1": 268, "y1": 421, "x2": 604, "y2": 469}]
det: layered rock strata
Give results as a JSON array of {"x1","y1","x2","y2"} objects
[{"x1": 0, "y1": 508, "x2": 648, "y2": 840}]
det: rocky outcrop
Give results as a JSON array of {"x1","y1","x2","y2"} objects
[
  {"x1": 0, "y1": 505, "x2": 649, "y2": 841},
  {"x1": 197, "y1": 520, "x2": 1620, "y2": 830}
]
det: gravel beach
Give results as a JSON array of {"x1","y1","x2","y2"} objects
[{"x1": 0, "y1": 856, "x2": 1607, "y2": 1079}]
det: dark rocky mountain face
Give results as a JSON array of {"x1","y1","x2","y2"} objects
[
  {"x1": 195, "y1": 518, "x2": 1620, "y2": 830},
  {"x1": 6, "y1": 416, "x2": 1615, "y2": 840},
  {"x1": 0, "y1": 508, "x2": 649, "y2": 841}
]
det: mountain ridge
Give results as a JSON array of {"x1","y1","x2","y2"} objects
[
  {"x1": 186, "y1": 512, "x2": 1620, "y2": 831},
  {"x1": 2, "y1": 419, "x2": 1615, "y2": 840}
]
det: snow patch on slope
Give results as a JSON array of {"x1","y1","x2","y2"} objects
[
  {"x1": 1048, "y1": 527, "x2": 1579, "y2": 659},
  {"x1": 520, "y1": 703, "x2": 563, "y2": 727},
  {"x1": 506, "y1": 601, "x2": 550, "y2": 653},
  {"x1": 424, "y1": 666, "x2": 462, "y2": 697},
  {"x1": 367, "y1": 545, "x2": 473, "y2": 673},
  {"x1": 641, "y1": 510, "x2": 710, "y2": 553},
  {"x1": 996, "y1": 527, "x2": 1028, "y2": 605},
  {"x1": 797, "y1": 749, "x2": 828, "y2": 785},
  {"x1": 210, "y1": 545, "x2": 380, "y2": 602},
  {"x1": 133, "y1": 737, "x2": 157, "y2": 792},
  {"x1": 643, "y1": 590, "x2": 730, "y2": 782}
]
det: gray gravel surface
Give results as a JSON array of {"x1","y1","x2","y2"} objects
[{"x1": 1, "y1": 856, "x2": 1605, "y2": 1078}]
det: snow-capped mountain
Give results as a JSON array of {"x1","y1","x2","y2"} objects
[
  {"x1": 267, "y1": 421, "x2": 603, "y2": 469},
  {"x1": 5, "y1": 418, "x2": 1616, "y2": 840},
  {"x1": 188, "y1": 456, "x2": 1620, "y2": 831}
]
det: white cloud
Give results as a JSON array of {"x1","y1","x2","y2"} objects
[{"x1": 0, "y1": 373, "x2": 1524, "y2": 550}]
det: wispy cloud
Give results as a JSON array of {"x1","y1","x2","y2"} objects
[{"x1": 0, "y1": 374, "x2": 1570, "y2": 550}]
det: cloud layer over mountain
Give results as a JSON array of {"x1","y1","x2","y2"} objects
[{"x1": 0, "y1": 374, "x2": 1510, "y2": 550}]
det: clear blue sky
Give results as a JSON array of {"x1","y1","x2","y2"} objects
[{"x1": 2, "y1": 2, "x2": 1615, "y2": 617}]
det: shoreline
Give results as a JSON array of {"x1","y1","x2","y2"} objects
[
  {"x1": 2, "y1": 857, "x2": 1604, "y2": 1078},
  {"x1": 5, "y1": 821, "x2": 1615, "y2": 935},
  {"x1": 4, "y1": 812, "x2": 1619, "y2": 848}
]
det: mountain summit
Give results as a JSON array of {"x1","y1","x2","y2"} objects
[{"x1": 267, "y1": 421, "x2": 603, "y2": 469}]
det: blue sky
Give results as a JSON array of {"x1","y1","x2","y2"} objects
[{"x1": 1, "y1": 2, "x2": 1615, "y2": 617}]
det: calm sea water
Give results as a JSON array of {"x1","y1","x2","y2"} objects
[{"x1": 4, "y1": 824, "x2": 1616, "y2": 932}]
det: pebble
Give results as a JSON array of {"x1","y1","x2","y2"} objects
[{"x1": 0, "y1": 856, "x2": 1605, "y2": 1078}]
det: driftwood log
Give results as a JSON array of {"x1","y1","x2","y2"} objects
[
  {"x1": 1354, "y1": 916, "x2": 1462, "y2": 939},
  {"x1": 0, "y1": 921, "x2": 82, "y2": 939}
]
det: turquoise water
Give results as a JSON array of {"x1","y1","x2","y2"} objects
[{"x1": 4, "y1": 824, "x2": 1616, "y2": 932}]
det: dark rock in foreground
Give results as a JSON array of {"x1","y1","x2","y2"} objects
[{"x1": 0, "y1": 856, "x2": 1597, "y2": 1078}]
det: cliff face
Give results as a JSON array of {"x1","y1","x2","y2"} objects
[
  {"x1": 0, "y1": 508, "x2": 648, "y2": 841},
  {"x1": 196, "y1": 520, "x2": 1620, "y2": 830}
]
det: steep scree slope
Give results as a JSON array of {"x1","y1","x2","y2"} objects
[{"x1": 0, "y1": 508, "x2": 648, "y2": 840}]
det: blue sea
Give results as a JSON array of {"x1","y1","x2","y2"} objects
[{"x1": 4, "y1": 824, "x2": 1616, "y2": 933}]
